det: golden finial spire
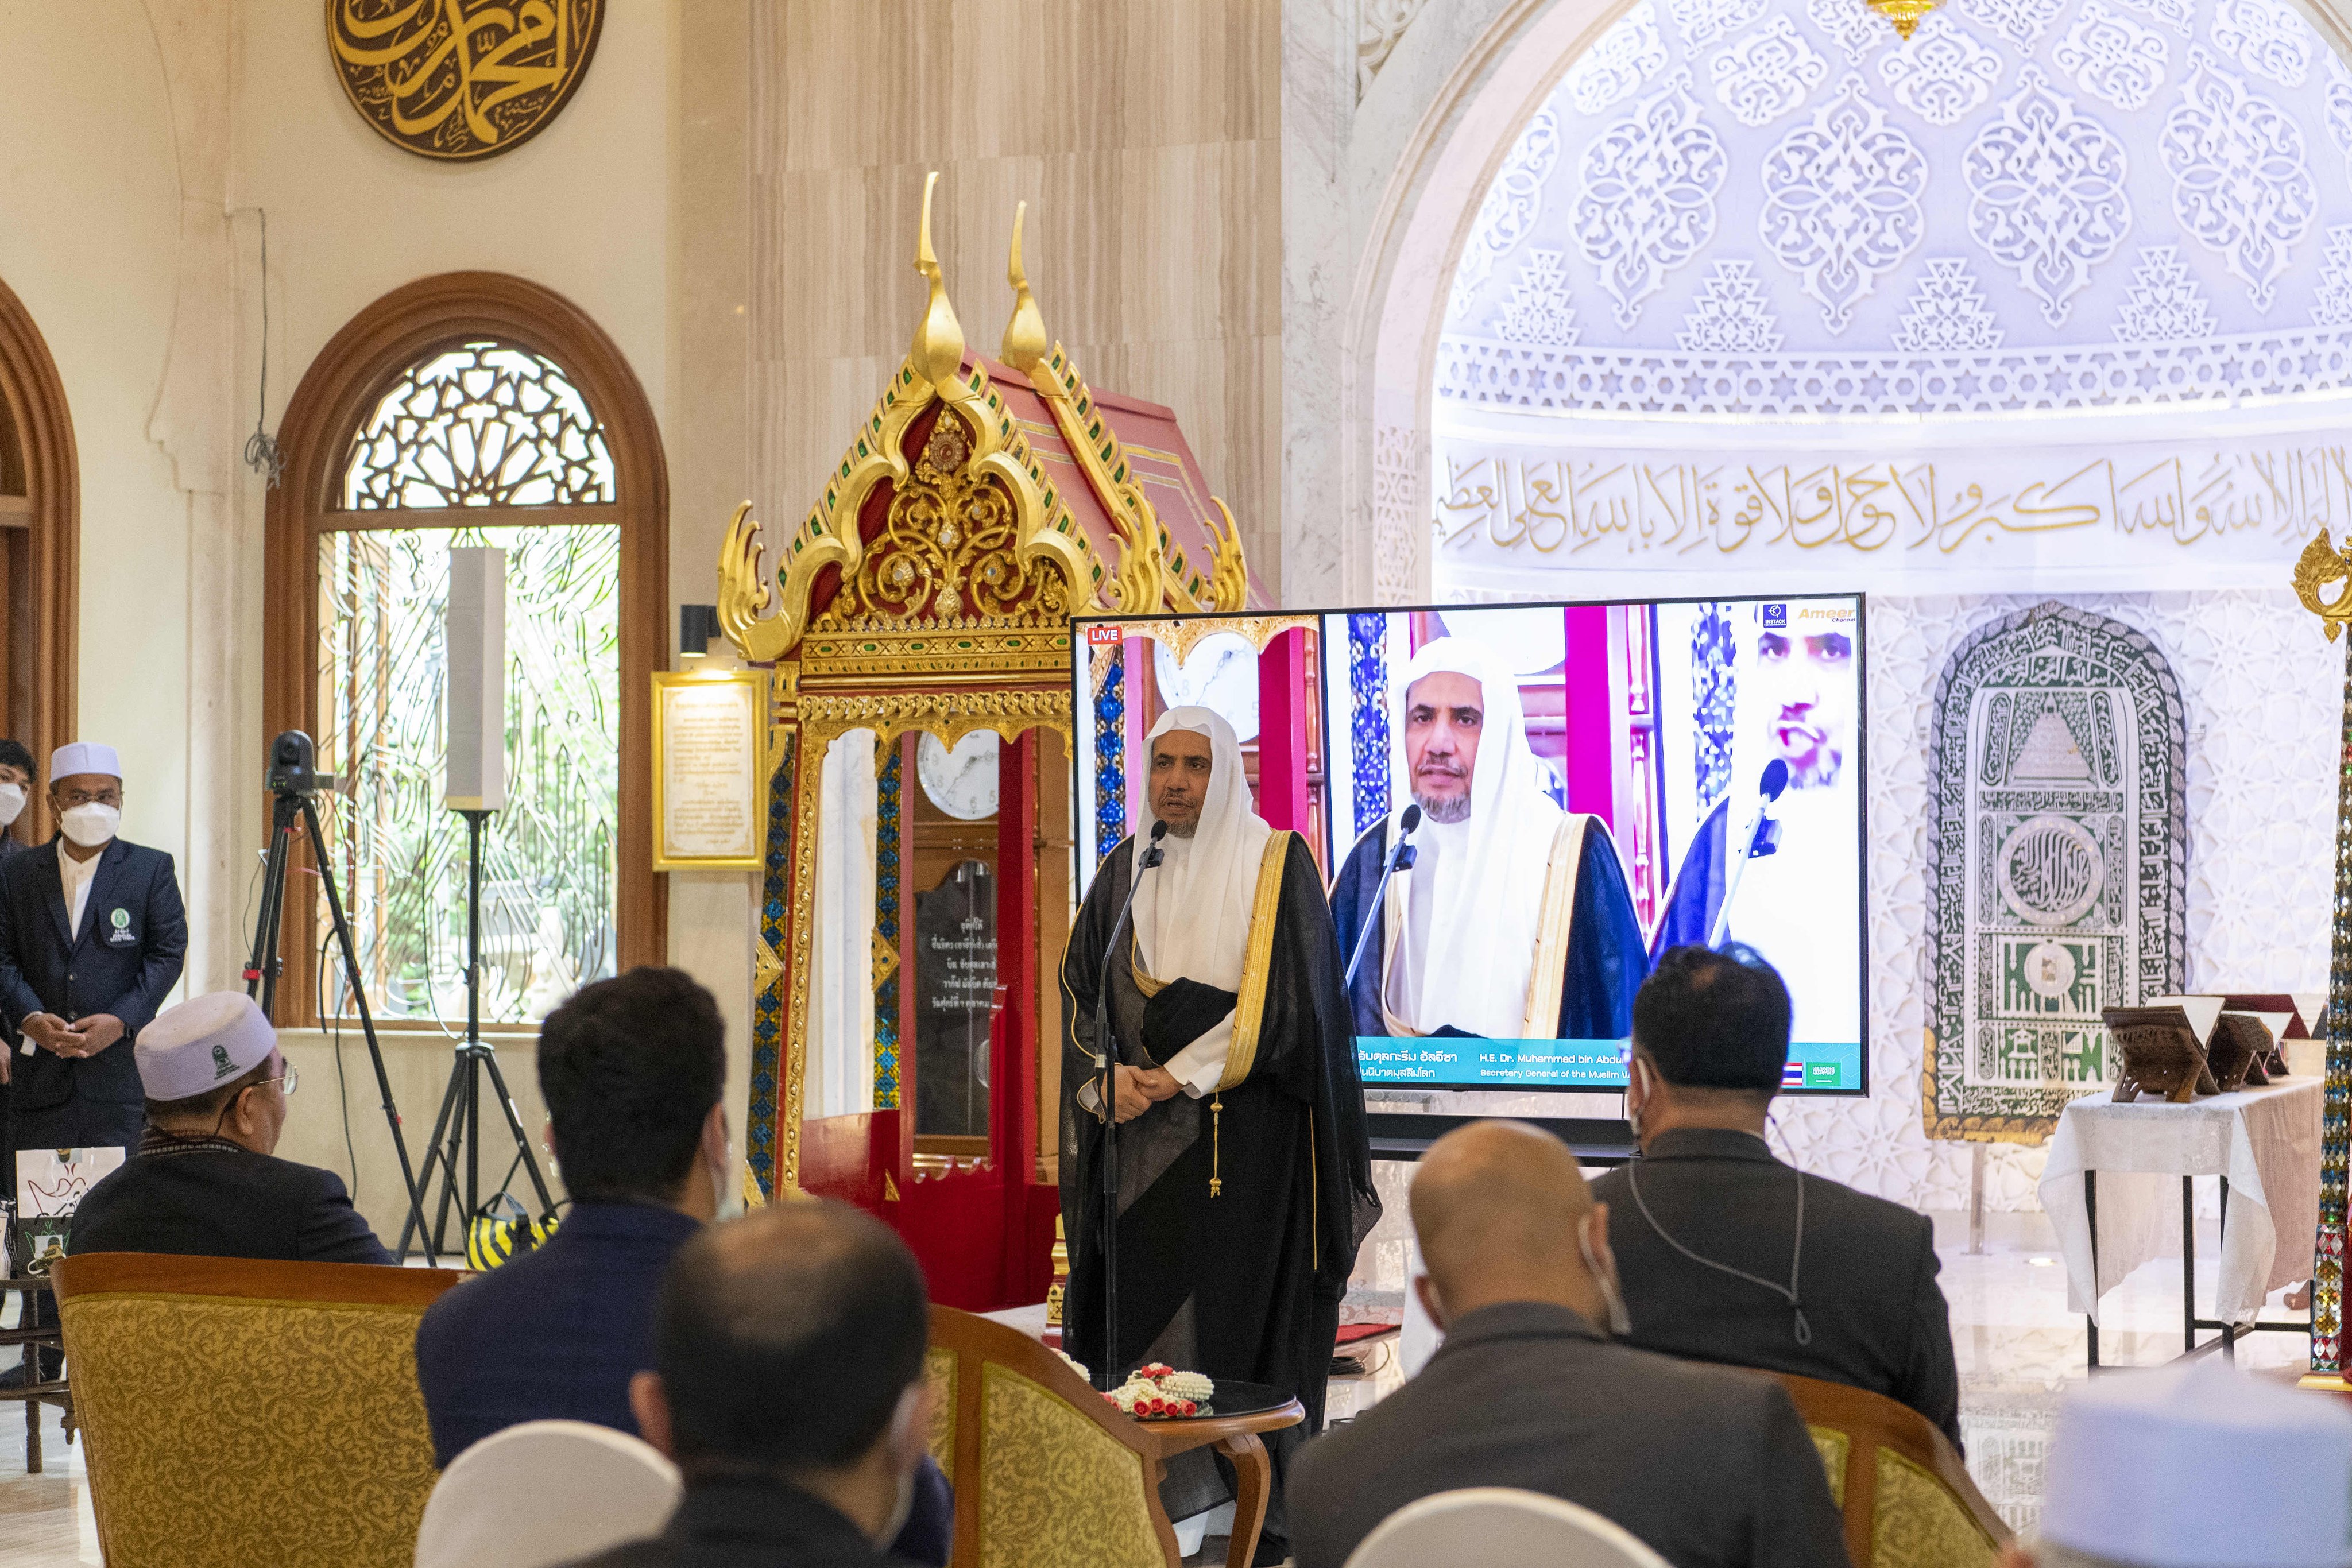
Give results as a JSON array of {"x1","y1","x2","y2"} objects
[
  {"x1": 1000, "y1": 201, "x2": 1048, "y2": 374},
  {"x1": 911, "y1": 171, "x2": 966, "y2": 394}
]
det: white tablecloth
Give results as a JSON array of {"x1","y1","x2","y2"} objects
[{"x1": 2038, "y1": 1076, "x2": 2322, "y2": 1324}]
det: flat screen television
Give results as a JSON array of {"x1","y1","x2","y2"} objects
[{"x1": 1070, "y1": 593, "x2": 1868, "y2": 1098}]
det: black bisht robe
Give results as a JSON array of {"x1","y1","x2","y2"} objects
[
  {"x1": 1059, "y1": 831, "x2": 1379, "y2": 1430},
  {"x1": 1330, "y1": 814, "x2": 1649, "y2": 1042}
]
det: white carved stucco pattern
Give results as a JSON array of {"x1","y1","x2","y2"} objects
[
  {"x1": 1760, "y1": 75, "x2": 1932, "y2": 330},
  {"x1": 1441, "y1": 0, "x2": 2352, "y2": 400}
]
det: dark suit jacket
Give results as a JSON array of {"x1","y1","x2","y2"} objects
[
  {"x1": 68, "y1": 1135, "x2": 393, "y2": 1264},
  {"x1": 565, "y1": 1475, "x2": 911, "y2": 1568},
  {"x1": 1289, "y1": 1302, "x2": 1848, "y2": 1568},
  {"x1": 1591, "y1": 1129, "x2": 1962, "y2": 1451},
  {"x1": 416, "y1": 1201, "x2": 953, "y2": 1567},
  {"x1": 0, "y1": 838, "x2": 188, "y2": 1122}
]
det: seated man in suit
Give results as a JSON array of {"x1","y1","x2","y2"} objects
[
  {"x1": 1590, "y1": 945, "x2": 1961, "y2": 1450},
  {"x1": 565, "y1": 1202, "x2": 941, "y2": 1568},
  {"x1": 1289, "y1": 1120, "x2": 1846, "y2": 1568},
  {"x1": 69, "y1": 991, "x2": 392, "y2": 1263},
  {"x1": 415, "y1": 966, "x2": 951, "y2": 1567}
]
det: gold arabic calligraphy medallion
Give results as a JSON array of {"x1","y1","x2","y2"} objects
[{"x1": 328, "y1": 0, "x2": 604, "y2": 162}]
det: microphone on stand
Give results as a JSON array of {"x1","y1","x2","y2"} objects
[
  {"x1": 1090, "y1": 818, "x2": 1168, "y2": 1390},
  {"x1": 1708, "y1": 760, "x2": 1790, "y2": 948},
  {"x1": 1343, "y1": 803, "x2": 1422, "y2": 990}
]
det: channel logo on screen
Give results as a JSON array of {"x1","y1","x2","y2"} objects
[{"x1": 1762, "y1": 603, "x2": 1788, "y2": 628}]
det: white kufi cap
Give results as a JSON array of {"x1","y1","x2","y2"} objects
[
  {"x1": 2041, "y1": 1358, "x2": 2352, "y2": 1567},
  {"x1": 49, "y1": 741, "x2": 121, "y2": 780},
  {"x1": 134, "y1": 992, "x2": 276, "y2": 1102}
]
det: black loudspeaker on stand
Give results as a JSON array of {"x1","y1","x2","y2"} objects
[
  {"x1": 243, "y1": 729, "x2": 437, "y2": 1260},
  {"x1": 1088, "y1": 820, "x2": 1166, "y2": 1392}
]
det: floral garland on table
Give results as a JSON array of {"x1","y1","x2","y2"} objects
[{"x1": 1057, "y1": 1354, "x2": 1215, "y2": 1419}]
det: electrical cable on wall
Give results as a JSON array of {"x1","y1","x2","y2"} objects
[{"x1": 243, "y1": 208, "x2": 284, "y2": 487}]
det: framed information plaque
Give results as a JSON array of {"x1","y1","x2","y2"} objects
[{"x1": 652, "y1": 671, "x2": 763, "y2": 870}]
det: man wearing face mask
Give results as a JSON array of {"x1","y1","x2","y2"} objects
[
  {"x1": 0, "y1": 740, "x2": 38, "y2": 862},
  {"x1": 413, "y1": 966, "x2": 952, "y2": 1565},
  {"x1": 1589, "y1": 944, "x2": 1960, "y2": 1450},
  {"x1": 1288, "y1": 1120, "x2": 1848, "y2": 1568},
  {"x1": 562, "y1": 1202, "x2": 941, "y2": 1568},
  {"x1": 0, "y1": 741, "x2": 188, "y2": 1162}
]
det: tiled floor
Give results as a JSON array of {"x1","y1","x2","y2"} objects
[{"x1": 0, "y1": 1228, "x2": 2316, "y2": 1565}]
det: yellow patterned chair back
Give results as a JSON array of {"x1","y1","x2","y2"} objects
[
  {"x1": 50, "y1": 1251, "x2": 465, "y2": 1568},
  {"x1": 927, "y1": 1305, "x2": 1179, "y2": 1568},
  {"x1": 1773, "y1": 1372, "x2": 2011, "y2": 1568}
]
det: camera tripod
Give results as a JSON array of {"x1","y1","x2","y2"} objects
[
  {"x1": 244, "y1": 784, "x2": 436, "y2": 1260},
  {"x1": 396, "y1": 807, "x2": 556, "y2": 1261}
]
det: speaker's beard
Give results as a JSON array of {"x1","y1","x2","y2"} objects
[
  {"x1": 1164, "y1": 819, "x2": 1199, "y2": 839},
  {"x1": 1413, "y1": 791, "x2": 1472, "y2": 825}
]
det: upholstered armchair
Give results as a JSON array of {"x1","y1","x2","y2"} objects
[
  {"x1": 1774, "y1": 1372, "x2": 2012, "y2": 1568},
  {"x1": 926, "y1": 1305, "x2": 1180, "y2": 1568},
  {"x1": 49, "y1": 1251, "x2": 465, "y2": 1568}
]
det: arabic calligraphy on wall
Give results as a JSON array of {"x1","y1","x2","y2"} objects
[
  {"x1": 329, "y1": 0, "x2": 604, "y2": 162},
  {"x1": 1433, "y1": 429, "x2": 2352, "y2": 590}
]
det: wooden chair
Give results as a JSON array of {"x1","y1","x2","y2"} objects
[
  {"x1": 1773, "y1": 1373, "x2": 2011, "y2": 1568},
  {"x1": 49, "y1": 1252, "x2": 465, "y2": 1568},
  {"x1": 926, "y1": 1305, "x2": 1179, "y2": 1568}
]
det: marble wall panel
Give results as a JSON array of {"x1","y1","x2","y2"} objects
[{"x1": 747, "y1": 0, "x2": 1284, "y2": 593}]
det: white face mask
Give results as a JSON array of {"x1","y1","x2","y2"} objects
[
  {"x1": 59, "y1": 802, "x2": 119, "y2": 849},
  {"x1": 875, "y1": 1384, "x2": 926, "y2": 1545},
  {"x1": 1580, "y1": 1214, "x2": 1634, "y2": 1338},
  {"x1": 0, "y1": 784, "x2": 26, "y2": 827},
  {"x1": 711, "y1": 1131, "x2": 745, "y2": 1222}
]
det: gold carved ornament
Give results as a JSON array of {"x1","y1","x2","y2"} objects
[
  {"x1": 997, "y1": 202, "x2": 1251, "y2": 616},
  {"x1": 328, "y1": 0, "x2": 603, "y2": 161},
  {"x1": 720, "y1": 176, "x2": 1100, "y2": 668},
  {"x1": 1867, "y1": 0, "x2": 1937, "y2": 36},
  {"x1": 2294, "y1": 528, "x2": 2352, "y2": 640}
]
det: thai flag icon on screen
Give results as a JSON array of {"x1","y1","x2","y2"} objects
[
  {"x1": 1762, "y1": 603, "x2": 1788, "y2": 628},
  {"x1": 1781, "y1": 1060, "x2": 1806, "y2": 1087}
]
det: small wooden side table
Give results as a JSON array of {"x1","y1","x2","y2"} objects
[
  {"x1": 0, "y1": 1274, "x2": 72, "y2": 1472},
  {"x1": 1144, "y1": 1381, "x2": 1305, "y2": 1568}
]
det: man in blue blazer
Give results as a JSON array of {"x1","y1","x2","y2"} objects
[
  {"x1": 415, "y1": 967, "x2": 954, "y2": 1567},
  {"x1": 0, "y1": 742, "x2": 188, "y2": 1160}
]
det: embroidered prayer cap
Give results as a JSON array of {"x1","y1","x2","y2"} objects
[
  {"x1": 2041, "y1": 1358, "x2": 2352, "y2": 1567},
  {"x1": 49, "y1": 741, "x2": 121, "y2": 780},
  {"x1": 134, "y1": 992, "x2": 277, "y2": 1102}
]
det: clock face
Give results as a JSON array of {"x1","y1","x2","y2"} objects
[
  {"x1": 918, "y1": 731, "x2": 1001, "y2": 821},
  {"x1": 1154, "y1": 633, "x2": 1260, "y2": 741}
]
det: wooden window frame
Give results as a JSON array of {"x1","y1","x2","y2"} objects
[
  {"x1": 262, "y1": 273, "x2": 667, "y2": 1026},
  {"x1": 0, "y1": 274, "x2": 79, "y2": 846}
]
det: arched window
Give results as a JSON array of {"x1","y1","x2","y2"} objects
[
  {"x1": 0, "y1": 276, "x2": 78, "y2": 845},
  {"x1": 265, "y1": 276, "x2": 667, "y2": 1027}
]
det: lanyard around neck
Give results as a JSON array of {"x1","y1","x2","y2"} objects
[{"x1": 1626, "y1": 1154, "x2": 1812, "y2": 1347}]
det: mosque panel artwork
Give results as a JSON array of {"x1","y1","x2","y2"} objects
[{"x1": 1925, "y1": 602, "x2": 2185, "y2": 1140}]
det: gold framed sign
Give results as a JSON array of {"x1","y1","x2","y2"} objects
[
  {"x1": 328, "y1": 0, "x2": 605, "y2": 162},
  {"x1": 652, "y1": 671, "x2": 764, "y2": 870}
]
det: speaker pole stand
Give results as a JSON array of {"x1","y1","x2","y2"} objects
[{"x1": 396, "y1": 808, "x2": 556, "y2": 1261}]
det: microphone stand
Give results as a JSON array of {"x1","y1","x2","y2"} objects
[
  {"x1": 1090, "y1": 822, "x2": 1165, "y2": 1392},
  {"x1": 1343, "y1": 808, "x2": 1421, "y2": 989},
  {"x1": 1708, "y1": 762, "x2": 1790, "y2": 948}
]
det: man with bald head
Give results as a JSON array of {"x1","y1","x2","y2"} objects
[
  {"x1": 1289, "y1": 1121, "x2": 1848, "y2": 1568},
  {"x1": 564, "y1": 1201, "x2": 941, "y2": 1567}
]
